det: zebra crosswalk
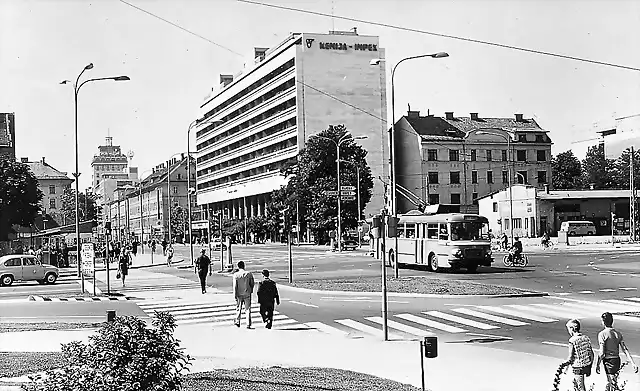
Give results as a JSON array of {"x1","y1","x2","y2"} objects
[
  {"x1": 136, "y1": 298, "x2": 301, "y2": 328},
  {"x1": 303, "y1": 297, "x2": 640, "y2": 340}
]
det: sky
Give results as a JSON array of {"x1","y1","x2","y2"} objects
[{"x1": 1, "y1": 0, "x2": 639, "y2": 191}]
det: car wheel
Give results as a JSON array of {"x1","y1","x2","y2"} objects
[
  {"x1": 45, "y1": 273, "x2": 57, "y2": 285},
  {"x1": 428, "y1": 253, "x2": 439, "y2": 272},
  {"x1": 1, "y1": 275, "x2": 14, "y2": 286}
]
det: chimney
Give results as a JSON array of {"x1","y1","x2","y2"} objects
[
  {"x1": 41, "y1": 157, "x2": 46, "y2": 164},
  {"x1": 181, "y1": 153, "x2": 185, "y2": 160},
  {"x1": 470, "y1": 113, "x2": 479, "y2": 121},
  {"x1": 254, "y1": 47, "x2": 268, "y2": 61},
  {"x1": 515, "y1": 113, "x2": 524, "y2": 122},
  {"x1": 21, "y1": 157, "x2": 28, "y2": 163},
  {"x1": 407, "y1": 110, "x2": 420, "y2": 119},
  {"x1": 445, "y1": 112, "x2": 454, "y2": 120},
  {"x1": 219, "y1": 74, "x2": 234, "y2": 87},
  {"x1": 544, "y1": 184, "x2": 549, "y2": 194}
]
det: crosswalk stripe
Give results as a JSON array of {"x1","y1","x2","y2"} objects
[
  {"x1": 306, "y1": 322, "x2": 349, "y2": 336},
  {"x1": 477, "y1": 306, "x2": 557, "y2": 323},
  {"x1": 604, "y1": 299, "x2": 640, "y2": 310},
  {"x1": 560, "y1": 301, "x2": 626, "y2": 315},
  {"x1": 147, "y1": 307, "x2": 240, "y2": 317},
  {"x1": 451, "y1": 308, "x2": 529, "y2": 326},
  {"x1": 366, "y1": 316, "x2": 434, "y2": 337},
  {"x1": 626, "y1": 298, "x2": 640, "y2": 302},
  {"x1": 140, "y1": 302, "x2": 259, "y2": 311},
  {"x1": 210, "y1": 313, "x2": 287, "y2": 322},
  {"x1": 424, "y1": 311, "x2": 499, "y2": 330},
  {"x1": 557, "y1": 298, "x2": 632, "y2": 314},
  {"x1": 176, "y1": 313, "x2": 287, "y2": 324},
  {"x1": 529, "y1": 304, "x2": 591, "y2": 319},
  {"x1": 335, "y1": 319, "x2": 397, "y2": 338},
  {"x1": 395, "y1": 313, "x2": 466, "y2": 333},
  {"x1": 507, "y1": 304, "x2": 573, "y2": 320},
  {"x1": 613, "y1": 315, "x2": 640, "y2": 323}
]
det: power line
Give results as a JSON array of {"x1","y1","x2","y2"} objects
[
  {"x1": 118, "y1": 0, "x2": 243, "y2": 56},
  {"x1": 238, "y1": 0, "x2": 640, "y2": 72}
]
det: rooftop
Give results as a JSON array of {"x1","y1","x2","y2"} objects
[
  {"x1": 25, "y1": 159, "x2": 73, "y2": 182},
  {"x1": 539, "y1": 189, "x2": 638, "y2": 200}
]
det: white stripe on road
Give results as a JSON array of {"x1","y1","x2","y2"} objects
[
  {"x1": 306, "y1": 321, "x2": 349, "y2": 336},
  {"x1": 140, "y1": 302, "x2": 259, "y2": 311},
  {"x1": 542, "y1": 341, "x2": 568, "y2": 347},
  {"x1": 626, "y1": 298, "x2": 640, "y2": 302},
  {"x1": 335, "y1": 319, "x2": 400, "y2": 338},
  {"x1": 508, "y1": 304, "x2": 577, "y2": 320},
  {"x1": 613, "y1": 315, "x2": 640, "y2": 323},
  {"x1": 578, "y1": 291, "x2": 594, "y2": 294},
  {"x1": 366, "y1": 316, "x2": 435, "y2": 337},
  {"x1": 559, "y1": 298, "x2": 636, "y2": 313},
  {"x1": 178, "y1": 313, "x2": 288, "y2": 325},
  {"x1": 395, "y1": 313, "x2": 467, "y2": 333},
  {"x1": 529, "y1": 304, "x2": 591, "y2": 319},
  {"x1": 424, "y1": 311, "x2": 499, "y2": 330},
  {"x1": 476, "y1": 306, "x2": 557, "y2": 323},
  {"x1": 451, "y1": 308, "x2": 529, "y2": 326},
  {"x1": 604, "y1": 299, "x2": 640, "y2": 309},
  {"x1": 600, "y1": 289, "x2": 617, "y2": 292},
  {"x1": 619, "y1": 288, "x2": 638, "y2": 291},
  {"x1": 289, "y1": 301, "x2": 319, "y2": 308}
]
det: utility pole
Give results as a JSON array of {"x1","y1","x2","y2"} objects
[{"x1": 631, "y1": 147, "x2": 636, "y2": 241}]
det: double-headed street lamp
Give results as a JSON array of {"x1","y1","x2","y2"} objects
[
  {"x1": 371, "y1": 52, "x2": 448, "y2": 278},
  {"x1": 311, "y1": 134, "x2": 367, "y2": 252},
  {"x1": 61, "y1": 64, "x2": 129, "y2": 292}
]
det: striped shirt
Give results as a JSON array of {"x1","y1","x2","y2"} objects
[{"x1": 569, "y1": 333, "x2": 593, "y2": 368}]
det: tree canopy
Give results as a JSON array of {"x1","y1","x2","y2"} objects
[
  {"x1": 551, "y1": 150, "x2": 583, "y2": 189},
  {"x1": 0, "y1": 159, "x2": 43, "y2": 241},
  {"x1": 581, "y1": 144, "x2": 616, "y2": 189},
  {"x1": 61, "y1": 188, "x2": 97, "y2": 224}
]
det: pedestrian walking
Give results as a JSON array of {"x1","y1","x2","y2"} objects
[
  {"x1": 161, "y1": 238, "x2": 168, "y2": 256},
  {"x1": 232, "y1": 260, "x2": 254, "y2": 328},
  {"x1": 563, "y1": 319, "x2": 594, "y2": 391},
  {"x1": 166, "y1": 244, "x2": 174, "y2": 267},
  {"x1": 194, "y1": 248, "x2": 211, "y2": 294},
  {"x1": 151, "y1": 239, "x2": 157, "y2": 254},
  {"x1": 117, "y1": 249, "x2": 131, "y2": 287},
  {"x1": 257, "y1": 269, "x2": 280, "y2": 329},
  {"x1": 131, "y1": 239, "x2": 138, "y2": 257},
  {"x1": 595, "y1": 312, "x2": 638, "y2": 390}
]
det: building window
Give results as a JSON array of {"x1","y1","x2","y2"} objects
[
  {"x1": 517, "y1": 171, "x2": 528, "y2": 184},
  {"x1": 427, "y1": 149, "x2": 438, "y2": 161},
  {"x1": 492, "y1": 202, "x2": 498, "y2": 212},
  {"x1": 49, "y1": 185, "x2": 55, "y2": 194},
  {"x1": 516, "y1": 150, "x2": 527, "y2": 162},
  {"x1": 177, "y1": 174, "x2": 182, "y2": 180},
  {"x1": 449, "y1": 150, "x2": 459, "y2": 161},
  {"x1": 535, "y1": 134, "x2": 545, "y2": 143},
  {"x1": 173, "y1": 186, "x2": 178, "y2": 194},
  {"x1": 504, "y1": 219, "x2": 510, "y2": 230},
  {"x1": 502, "y1": 170, "x2": 508, "y2": 184},
  {"x1": 487, "y1": 171, "x2": 494, "y2": 184},
  {"x1": 518, "y1": 134, "x2": 527, "y2": 142},
  {"x1": 471, "y1": 170, "x2": 478, "y2": 184},
  {"x1": 486, "y1": 150, "x2": 492, "y2": 161},
  {"x1": 428, "y1": 172, "x2": 439, "y2": 184},
  {"x1": 472, "y1": 193, "x2": 478, "y2": 205},
  {"x1": 450, "y1": 171, "x2": 460, "y2": 184},
  {"x1": 470, "y1": 150, "x2": 476, "y2": 161},
  {"x1": 49, "y1": 199, "x2": 56, "y2": 209},
  {"x1": 451, "y1": 194, "x2": 461, "y2": 204},
  {"x1": 502, "y1": 150, "x2": 507, "y2": 161},
  {"x1": 428, "y1": 194, "x2": 439, "y2": 205},
  {"x1": 512, "y1": 218, "x2": 522, "y2": 229},
  {"x1": 537, "y1": 150, "x2": 546, "y2": 162},
  {"x1": 538, "y1": 171, "x2": 547, "y2": 184}
]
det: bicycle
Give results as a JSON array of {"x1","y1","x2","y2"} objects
[{"x1": 503, "y1": 251, "x2": 528, "y2": 267}]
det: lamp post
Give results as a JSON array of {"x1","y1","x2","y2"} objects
[
  {"x1": 61, "y1": 64, "x2": 129, "y2": 293},
  {"x1": 312, "y1": 134, "x2": 367, "y2": 251},
  {"x1": 466, "y1": 129, "x2": 516, "y2": 245},
  {"x1": 371, "y1": 52, "x2": 448, "y2": 278}
]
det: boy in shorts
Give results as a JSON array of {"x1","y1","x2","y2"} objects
[
  {"x1": 563, "y1": 319, "x2": 594, "y2": 391},
  {"x1": 595, "y1": 312, "x2": 638, "y2": 391}
]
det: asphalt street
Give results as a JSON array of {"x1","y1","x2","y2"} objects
[{"x1": 0, "y1": 277, "x2": 81, "y2": 301}]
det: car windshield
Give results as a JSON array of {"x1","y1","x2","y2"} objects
[{"x1": 450, "y1": 222, "x2": 490, "y2": 241}]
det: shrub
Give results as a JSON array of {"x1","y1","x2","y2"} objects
[{"x1": 22, "y1": 311, "x2": 192, "y2": 391}]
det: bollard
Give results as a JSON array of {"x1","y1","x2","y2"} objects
[{"x1": 106, "y1": 310, "x2": 116, "y2": 322}]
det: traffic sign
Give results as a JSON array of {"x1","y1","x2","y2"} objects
[
  {"x1": 340, "y1": 186, "x2": 356, "y2": 191},
  {"x1": 326, "y1": 191, "x2": 339, "y2": 196},
  {"x1": 341, "y1": 196, "x2": 356, "y2": 201},
  {"x1": 342, "y1": 191, "x2": 356, "y2": 196}
]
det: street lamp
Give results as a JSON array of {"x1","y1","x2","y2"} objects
[
  {"x1": 371, "y1": 52, "x2": 448, "y2": 278},
  {"x1": 466, "y1": 129, "x2": 516, "y2": 245},
  {"x1": 187, "y1": 117, "x2": 224, "y2": 265},
  {"x1": 61, "y1": 64, "x2": 129, "y2": 293},
  {"x1": 311, "y1": 134, "x2": 367, "y2": 251}
]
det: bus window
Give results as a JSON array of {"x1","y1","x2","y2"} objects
[
  {"x1": 406, "y1": 224, "x2": 416, "y2": 239},
  {"x1": 439, "y1": 224, "x2": 449, "y2": 240},
  {"x1": 450, "y1": 221, "x2": 490, "y2": 241},
  {"x1": 427, "y1": 223, "x2": 438, "y2": 239},
  {"x1": 397, "y1": 223, "x2": 406, "y2": 238}
]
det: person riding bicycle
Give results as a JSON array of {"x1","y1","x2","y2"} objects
[
  {"x1": 510, "y1": 236, "x2": 523, "y2": 262},
  {"x1": 541, "y1": 231, "x2": 550, "y2": 248}
]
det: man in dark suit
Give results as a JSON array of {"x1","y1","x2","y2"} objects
[{"x1": 257, "y1": 269, "x2": 280, "y2": 329}]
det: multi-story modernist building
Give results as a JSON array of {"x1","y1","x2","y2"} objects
[
  {"x1": 106, "y1": 155, "x2": 194, "y2": 243},
  {"x1": 22, "y1": 157, "x2": 73, "y2": 226},
  {"x1": 194, "y1": 30, "x2": 388, "y2": 221},
  {"x1": 395, "y1": 110, "x2": 553, "y2": 213},
  {"x1": 0, "y1": 113, "x2": 15, "y2": 161}
]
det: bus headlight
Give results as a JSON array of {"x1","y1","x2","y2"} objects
[
  {"x1": 450, "y1": 249, "x2": 463, "y2": 258},
  {"x1": 486, "y1": 248, "x2": 492, "y2": 257}
]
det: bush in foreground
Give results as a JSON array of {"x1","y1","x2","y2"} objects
[{"x1": 22, "y1": 311, "x2": 192, "y2": 391}]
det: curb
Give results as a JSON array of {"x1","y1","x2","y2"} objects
[
  {"x1": 29, "y1": 295, "x2": 133, "y2": 302},
  {"x1": 276, "y1": 283, "x2": 548, "y2": 299}
]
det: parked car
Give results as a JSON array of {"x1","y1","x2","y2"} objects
[
  {"x1": 0, "y1": 254, "x2": 59, "y2": 286},
  {"x1": 341, "y1": 239, "x2": 358, "y2": 251},
  {"x1": 560, "y1": 221, "x2": 596, "y2": 236}
]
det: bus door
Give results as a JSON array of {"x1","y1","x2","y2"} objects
[{"x1": 416, "y1": 223, "x2": 425, "y2": 264}]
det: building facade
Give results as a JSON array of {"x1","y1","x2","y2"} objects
[
  {"x1": 194, "y1": 30, "x2": 388, "y2": 222},
  {"x1": 395, "y1": 111, "x2": 552, "y2": 213},
  {"x1": 106, "y1": 155, "x2": 195, "y2": 243},
  {"x1": 0, "y1": 113, "x2": 15, "y2": 160},
  {"x1": 23, "y1": 157, "x2": 73, "y2": 226}
]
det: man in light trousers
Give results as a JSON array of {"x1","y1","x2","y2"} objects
[{"x1": 233, "y1": 261, "x2": 255, "y2": 328}]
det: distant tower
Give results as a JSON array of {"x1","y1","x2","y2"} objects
[{"x1": 127, "y1": 150, "x2": 134, "y2": 163}]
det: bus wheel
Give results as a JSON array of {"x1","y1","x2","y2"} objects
[
  {"x1": 388, "y1": 251, "x2": 396, "y2": 268},
  {"x1": 428, "y1": 254, "x2": 439, "y2": 272}
]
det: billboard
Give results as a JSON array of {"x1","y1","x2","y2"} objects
[{"x1": 604, "y1": 115, "x2": 640, "y2": 159}]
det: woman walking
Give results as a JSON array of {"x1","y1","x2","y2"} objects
[
  {"x1": 166, "y1": 244, "x2": 174, "y2": 267},
  {"x1": 117, "y1": 248, "x2": 131, "y2": 287}
]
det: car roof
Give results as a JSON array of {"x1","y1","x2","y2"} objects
[{"x1": 0, "y1": 254, "x2": 36, "y2": 261}]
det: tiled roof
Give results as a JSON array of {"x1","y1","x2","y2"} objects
[
  {"x1": 404, "y1": 114, "x2": 547, "y2": 139},
  {"x1": 419, "y1": 134, "x2": 460, "y2": 141},
  {"x1": 25, "y1": 161, "x2": 73, "y2": 181}
]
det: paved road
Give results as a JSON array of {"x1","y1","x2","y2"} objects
[
  {"x1": 0, "y1": 277, "x2": 82, "y2": 301},
  {"x1": 0, "y1": 300, "x2": 145, "y2": 323}
]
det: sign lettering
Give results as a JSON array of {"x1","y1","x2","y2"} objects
[{"x1": 318, "y1": 42, "x2": 378, "y2": 52}]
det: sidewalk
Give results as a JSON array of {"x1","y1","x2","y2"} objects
[{"x1": 2, "y1": 321, "x2": 638, "y2": 391}]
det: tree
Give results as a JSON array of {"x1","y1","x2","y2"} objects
[
  {"x1": 0, "y1": 159, "x2": 43, "y2": 241},
  {"x1": 612, "y1": 148, "x2": 640, "y2": 189},
  {"x1": 551, "y1": 150, "x2": 583, "y2": 189},
  {"x1": 247, "y1": 215, "x2": 268, "y2": 243},
  {"x1": 61, "y1": 188, "x2": 98, "y2": 224},
  {"x1": 23, "y1": 312, "x2": 192, "y2": 391},
  {"x1": 170, "y1": 205, "x2": 187, "y2": 242},
  {"x1": 581, "y1": 144, "x2": 617, "y2": 189}
]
